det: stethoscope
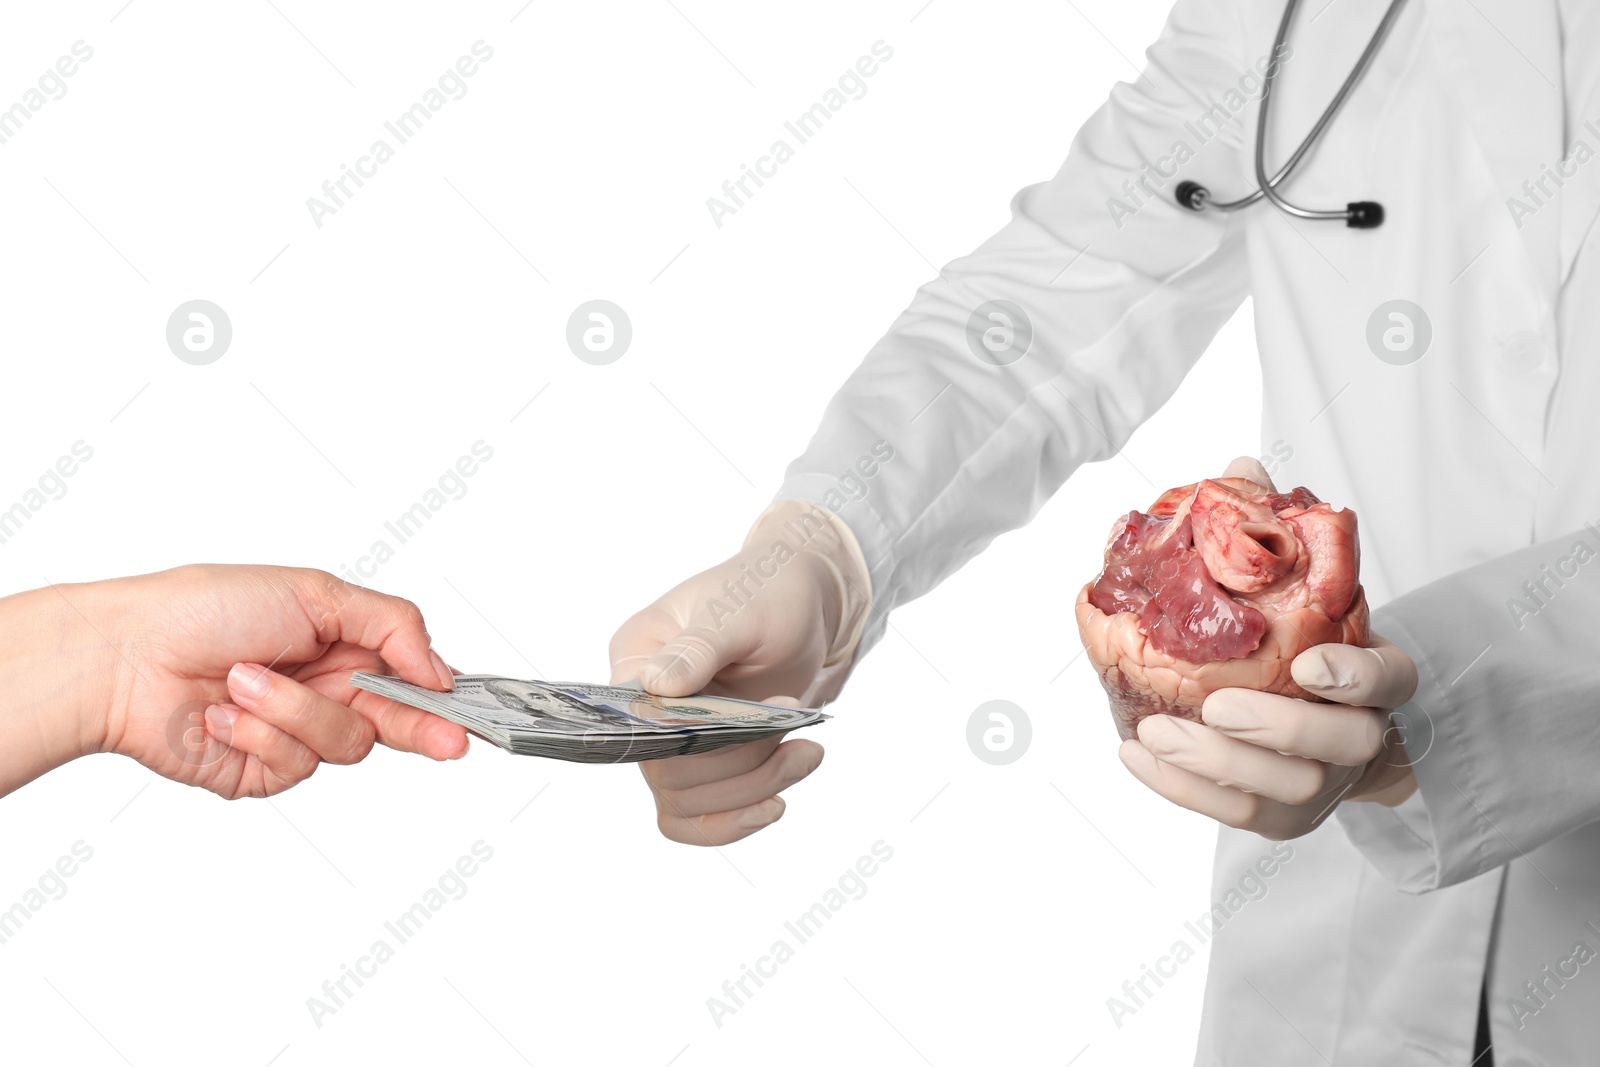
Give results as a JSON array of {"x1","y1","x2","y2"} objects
[{"x1": 1175, "y1": 0, "x2": 1409, "y2": 229}]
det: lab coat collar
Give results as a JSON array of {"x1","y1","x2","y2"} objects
[{"x1": 1420, "y1": 0, "x2": 1564, "y2": 297}]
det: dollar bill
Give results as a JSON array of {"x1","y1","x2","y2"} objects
[{"x1": 349, "y1": 673, "x2": 829, "y2": 764}]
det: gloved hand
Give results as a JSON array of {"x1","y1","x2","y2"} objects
[
  {"x1": 1118, "y1": 457, "x2": 1419, "y2": 839},
  {"x1": 609, "y1": 500, "x2": 871, "y2": 845}
]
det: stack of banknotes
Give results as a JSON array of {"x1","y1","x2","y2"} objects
[{"x1": 350, "y1": 673, "x2": 828, "y2": 764}]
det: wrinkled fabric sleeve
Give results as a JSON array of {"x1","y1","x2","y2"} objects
[
  {"x1": 1339, "y1": 525, "x2": 1600, "y2": 891},
  {"x1": 771, "y1": 0, "x2": 1259, "y2": 657}
]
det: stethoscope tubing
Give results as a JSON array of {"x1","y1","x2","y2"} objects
[{"x1": 1190, "y1": 0, "x2": 1409, "y2": 218}]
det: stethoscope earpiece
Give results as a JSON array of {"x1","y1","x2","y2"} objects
[
  {"x1": 1345, "y1": 201, "x2": 1384, "y2": 229},
  {"x1": 1175, "y1": 181, "x2": 1208, "y2": 212}
]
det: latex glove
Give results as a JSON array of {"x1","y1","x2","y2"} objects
[
  {"x1": 609, "y1": 500, "x2": 872, "y2": 845},
  {"x1": 0, "y1": 564, "x2": 469, "y2": 800},
  {"x1": 1118, "y1": 457, "x2": 1419, "y2": 839},
  {"x1": 1120, "y1": 634, "x2": 1419, "y2": 838}
]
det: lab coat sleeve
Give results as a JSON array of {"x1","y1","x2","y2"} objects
[
  {"x1": 1337, "y1": 525, "x2": 1600, "y2": 892},
  {"x1": 771, "y1": 0, "x2": 1258, "y2": 657}
]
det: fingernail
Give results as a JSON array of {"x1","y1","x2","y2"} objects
[
  {"x1": 741, "y1": 796, "x2": 785, "y2": 829},
  {"x1": 204, "y1": 704, "x2": 238, "y2": 732},
  {"x1": 1292, "y1": 648, "x2": 1339, "y2": 689},
  {"x1": 429, "y1": 649, "x2": 455, "y2": 691},
  {"x1": 229, "y1": 663, "x2": 271, "y2": 699}
]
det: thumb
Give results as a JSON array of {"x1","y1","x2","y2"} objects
[
  {"x1": 637, "y1": 625, "x2": 739, "y2": 697},
  {"x1": 1221, "y1": 455, "x2": 1278, "y2": 492},
  {"x1": 1290, "y1": 634, "x2": 1417, "y2": 709}
]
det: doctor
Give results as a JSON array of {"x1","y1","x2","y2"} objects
[{"x1": 610, "y1": 0, "x2": 1600, "y2": 1061}]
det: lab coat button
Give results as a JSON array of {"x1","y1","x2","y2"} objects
[{"x1": 1500, "y1": 330, "x2": 1547, "y2": 370}]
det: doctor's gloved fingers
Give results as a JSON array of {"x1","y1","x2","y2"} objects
[
  {"x1": 647, "y1": 739, "x2": 824, "y2": 819},
  {"x1": 349, "y1": 690, "x2": 470, "y2": 761},
  {"x1": 609, "y1": 651, "x2": 652, "y2": 687},
  {"x1": 638, "y1": 734, "x2": 785, "y2": 793},
  {"x1": 1200, "y1": 688, "x2": 1387, "y2": 767},
  {"x1": 608, "y1": 603, "x2": 729, "y2": 696},
  {"x1": 656, "y1": 796, "x2": 788, "y2": 847},
  {"x1": 1291, "y1": 635, "x2": 1418, "y2": 709},
  {"x1": 226, "y1": 663, "x2": 377, "y2": 765},
  {"x1": 608, "y1": 614, "x2": 666, "y2": 686},
  {"x1": 636, "y1": 625, "x2": 742, "y2": 697},
  {"x1": 639, "y1": 736, "x2": 811, "y2": 845},
  {"x1": 202, "y1": 704, "x2": 320, "y2": 788},
  {"x1": 1136, "y1": 714, "x2": 1332, "y2": 806},
  {"x1": 1221, "y1": 455, "x2": 1278, "y2": 491},
  {"x1": 1118, "y1": 741, "x2": 1329, "y2": 841}
]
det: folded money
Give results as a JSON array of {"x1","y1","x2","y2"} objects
[{"x1": 349, "y1": 673, "x2": 829, "y2": 764}]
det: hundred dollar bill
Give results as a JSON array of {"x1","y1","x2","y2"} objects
[{"x1": 349, "y1": 673, "x2": 828, "y2": 764}]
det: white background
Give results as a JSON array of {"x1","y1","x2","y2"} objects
[{"x1": 0, "y1": 1, "x2": 1266, "y2": 1064}]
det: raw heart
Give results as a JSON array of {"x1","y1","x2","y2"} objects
[{"x1": 1075, "y1": 477, "x2": 1369, "y2": 741}]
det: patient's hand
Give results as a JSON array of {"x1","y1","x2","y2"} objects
[{"x1": 1, "y1": 564, "x2": 468, "y2": 799}]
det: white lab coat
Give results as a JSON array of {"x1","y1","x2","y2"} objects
[{"x1": 773, "y1": 0, "x2": 1600, "y2": 1062}]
